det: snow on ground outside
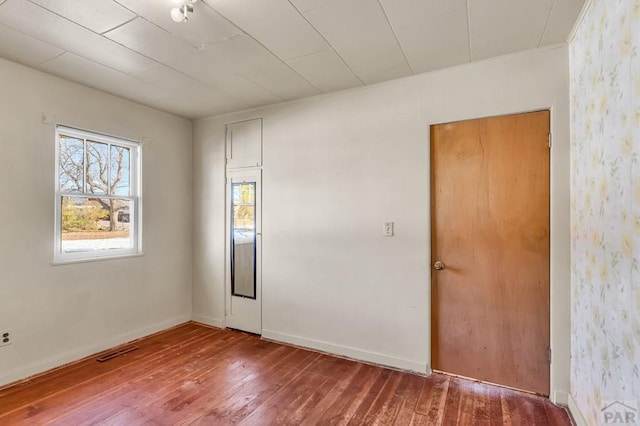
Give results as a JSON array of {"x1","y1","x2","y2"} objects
[{"x1": 62, "y1": 238, "x2": 130, "y2": 252}]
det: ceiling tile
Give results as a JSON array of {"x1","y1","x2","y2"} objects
[
  {"x1": 212, "y1": 74, "x2": 284, "y2": 108},
  {"x1": 174, "y1": 33, "x2": 318, "y2": 100},
  {"x1": 27, "y1": 0, "x2": 136, "y2": 34},
  {"x1": 40, "y1": 52, "x2": 167, "y2": 102},
  {"x1": 105, "y1": 18, "x2": 195, "y2": 67},
  {"x1": 380, "y1": 0, "x2": 466, "y2": 29},
  {"x1": 0, "y1": 0, "x2": 583, "y2": 119},
  {"x1": 206, "y1": 0, "x2": 328, "y2": 60},
  {"x1": 114, "y1": 0, "x2": 242, "y2": 49},
  {"x1": 150, "y1": 94, "x2": 242, "y2": 120},
  {"x1": 0, "y1": 0, "x2": 156, "y2": 73},
  {"x1": 0, "y1": 22, "x2": 64, "y2": 66},
  {"x1": 290, "y1": 0, "x2": 336, "y2": 13},
  {"x1": 150, "y1": 83, "x2": 248, "y2": 119},
  {"x1": 468, "y1": 0, "x2": 554, "y2": 60},
  {"x1": 129, "y1": 64, "x2": 203, "y2": 91},
  {"x1": 41, "y1": 52, "x2": 244, "y2": 119},
  {"x1": 286, "y1": 48, "x2": 363, "y2": 92},
  {"x1": 395, "y1": 8, "x2": 470, "y2": 74},
  {"x1": 304, "y1": 0, "x2": 412, "y2": 84},
  {"x1": 242, "y1": 56, "x2": 321, "y2": 100},
  {"x1": 174, "y1": 40, "x2": 285, "y2": 107},
  {"x1": 540, "y1": 0, "x2": 585, "y2": 46},
  {"x1": 175, "y1": 34, "x2": 267, "y2": 78}
]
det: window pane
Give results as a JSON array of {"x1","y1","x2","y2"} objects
[
  {"x1": 110, "y1": 145, "x2": 130, "y2": 196},
  {"x1": 85, "y1": 141, "x2": 109, "y2": 194},
  {"x1": 61, "y1": 196, "x2": 132, "y2": 253},
  {"x1": 232, "y1": 182, "x2": 255, "y2": 208},
  {"x1": 58, "y1": 136, "x2": 84, "y2": 192}
]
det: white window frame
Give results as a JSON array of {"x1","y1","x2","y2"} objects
[{"x1": 54, "y1": 126, "x2": 142, "y2": 263}]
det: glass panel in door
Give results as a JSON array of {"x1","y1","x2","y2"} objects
[{"x1": 231, "y1": 182, "x2": 256, "y2": 299}]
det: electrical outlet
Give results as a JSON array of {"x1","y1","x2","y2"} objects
[
  {"x1": 0, "y1": 330, "x2": 11, "y2": 347},
  {"x1": 383, "y1": 222, "x2": 394, "y2": 237}
]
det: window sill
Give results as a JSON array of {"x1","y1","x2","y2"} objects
[{"x1": 52, "y1": 252, "x2": 144, "y2": 266}]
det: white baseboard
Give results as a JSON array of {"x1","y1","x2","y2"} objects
[
  {"x1": 553, "y1": 390, "x2": 569, "y2": 406},
  {"x1": 568, "y1": 393, "x2": 587, "y2": 426},
  {"x1": 0, "y1": 313, "x2": 190, "y2": 388},
  {"x1": 191, "y1": 314, "x2": 225, "y2": 329},
  {"x1": 261, "y1": 329, "x2": 428, "y2": 374}
]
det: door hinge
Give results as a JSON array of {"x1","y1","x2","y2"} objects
[
  {"x1": 548, "y1": 133, "x2": 552, "y2": 149},
  {"x1": 547, "y1": 347, "x2": 552, "y2": 364}
]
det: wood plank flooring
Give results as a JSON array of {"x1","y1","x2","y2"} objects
[{"x1": 0, "y1": 323, "x2": 572, "y2": 425}]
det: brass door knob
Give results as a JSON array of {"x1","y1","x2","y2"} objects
[{"x1": 433, "y1": 261, "x2": 445, "y2": 270}]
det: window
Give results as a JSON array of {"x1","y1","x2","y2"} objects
[{"x1": 54, "y1": 126, "x2": 141, "y2": 262}]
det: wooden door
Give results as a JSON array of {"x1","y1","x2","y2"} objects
[
  {"x1": 430, "y1": 110, "x2": 550, "y2": 395},
  {"x1": 226, "y1": 169, "x2": 262, "y2": 335}
]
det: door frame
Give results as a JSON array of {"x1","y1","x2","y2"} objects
[
  {"x1": 225, "y1": 168, "x2": 262, "y2": 334},
  {"x1": 426, "y1": 107, "x2": 568, "y2": 403}
]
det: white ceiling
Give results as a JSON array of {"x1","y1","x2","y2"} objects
[{"x1": 0, "y1": 0, "x2": 585, "y2": 119}]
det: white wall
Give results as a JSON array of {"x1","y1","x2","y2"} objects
[
  {"x1": 0, "y1": 58, "x2": 193, "y2": 387},
  {"x1": 193, "y1": 46, "x2": 572, "y2": 402}
]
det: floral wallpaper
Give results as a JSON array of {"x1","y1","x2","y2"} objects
[{"x1": 570, "y1": 0, "x2": 640, "y2": 424}]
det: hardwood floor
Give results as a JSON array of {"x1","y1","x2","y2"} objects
[{"x1": 0, "y1": 323, "x2": 571, "y2": 425}]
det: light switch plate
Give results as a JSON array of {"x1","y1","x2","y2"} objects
[{"x1": 383, "y1": 222, "x2": 394, "y2": 237}]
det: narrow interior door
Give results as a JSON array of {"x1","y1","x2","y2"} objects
[
  {"x1": 226, "y1": 169, "x2": 262, "y2": 334},
  {"x1": 430, "y1": 111, "x2": 550, "y2": 395}
]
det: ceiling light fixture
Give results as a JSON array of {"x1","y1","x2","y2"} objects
[{"x1": 170, "y1": 0, "x2": 197, "y2": 23}]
